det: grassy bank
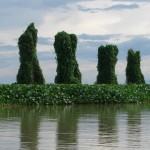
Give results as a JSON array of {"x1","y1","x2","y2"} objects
[{"x1": 0, "y1": 84, "x2": 150, "y2": 105}]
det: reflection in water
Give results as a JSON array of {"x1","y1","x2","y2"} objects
[
  {"x1": 77, "y1": 114, "x2": 99, "y2": 149},
  {"x1": 0, "y1": 107, "x2": 20, "y2": 150},
  {"x1": 98, "y1": 105, "x2": 118, "y2": 147},
  {"x1": 20, "y1": 107, "x2": 40, "y2": 150},
  {"x1": 0, "y1": 104, "x2": 150, "y2": 150},
  {"x1": 127, "y1": 104, "x2": 141, "y2": 149},
  {"x1": 56, "y1": 106, "x2": 78, "y2": 150}
]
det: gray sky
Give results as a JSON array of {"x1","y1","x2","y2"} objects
[{"x1": 0, "y1": 0, "x2": 150, "y2": 84}]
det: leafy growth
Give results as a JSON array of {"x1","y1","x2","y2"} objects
[
  {"x1": 17, "y1": 23, "x2": 45, "y2": 84},
  {"x1": 97, "y1": 45, "x2": 118, "y2": 84},
  {"x1": 54, "y1": 31, "x2": 81, "y2": 84}
]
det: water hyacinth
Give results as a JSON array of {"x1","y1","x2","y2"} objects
[{"x1": 0, "y1": 84, "x2": 150, "y2": 105}]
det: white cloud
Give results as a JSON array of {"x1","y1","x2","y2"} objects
[
  {"x1": 113, "y1": 0, "x2": 150, "y2": 3},
  {"x1": 38, "y1": 6, "x2": 120, "y2": 36},
  {"x1": 106, "y1": 3, "x2": 150, "y2": 35}
]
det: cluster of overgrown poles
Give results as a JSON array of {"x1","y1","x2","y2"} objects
[{"x1": 17, "y1": 23, "x2": 145, "y2": 84}]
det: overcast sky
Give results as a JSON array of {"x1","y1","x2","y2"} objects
[{"x1": 1, "y1": 0, "x2": 150, "y2": 84}]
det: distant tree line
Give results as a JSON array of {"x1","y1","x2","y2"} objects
[{"x1": 16, "y1": 23, "x2": 145, "y2": 84}]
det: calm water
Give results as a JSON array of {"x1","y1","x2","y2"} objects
[{"x1": 0, "y1": 103, "x2": 150, "y2": 150}]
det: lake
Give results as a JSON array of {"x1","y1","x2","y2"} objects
[{"x1": 0, "y1": 103, "x2": 150, "y2": 150}]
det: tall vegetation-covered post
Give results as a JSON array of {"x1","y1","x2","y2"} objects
[
  {"x1": 17, "y1": 32, "x2": 34, "y2": 84},
  {"x1": 17, "y1": 23, "x2": 45, "y2": 84},
  {"x1": 54, "y1": 31, "x2": 81, "y2": 84},
  {"x1": 126, "y1": 49, "x2": 145, "y2": 84},
  {"x1": 97, "y1": 45, "x2": 118, "y2": 84}
]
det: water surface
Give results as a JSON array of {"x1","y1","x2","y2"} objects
[{"x1": 0, "y1": 103, "x2": 150, "y2": 150}]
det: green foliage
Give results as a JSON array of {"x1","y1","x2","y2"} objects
[
  {"x1": 54, "y1": 31, "x2": 81, "y2": 84},
  {"x1": 126, "y1": 49, "x2": 145, "y2": 84},
  {"x1": 17, "y1": 23, "x2": 45, "y2": 84},
  {"x1": 0, "y1": 84, "x2": 150, "y2": 105},
  {"x1": 17, "y1": 32, "x2": 34, "y2": 84},
  {"x1": 97, "y1": 45, "x2": 118, "y2": 84}
]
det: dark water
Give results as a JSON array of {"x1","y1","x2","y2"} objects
[{"x1": 0, "y1": 103, "x2": 150, "y2": 150}]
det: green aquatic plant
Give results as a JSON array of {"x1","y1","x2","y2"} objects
[{"x1": 0, "y1": 84, "x2": 150, "y2": 105}]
